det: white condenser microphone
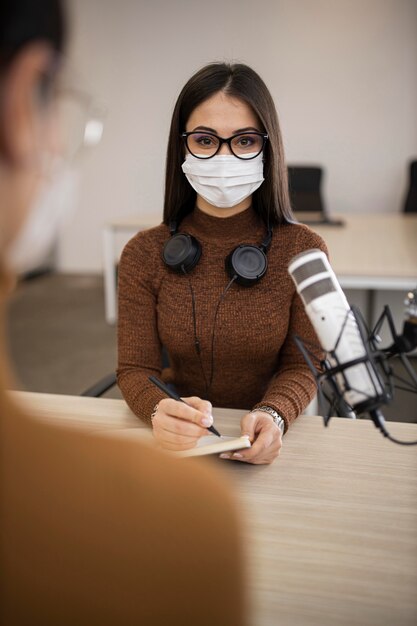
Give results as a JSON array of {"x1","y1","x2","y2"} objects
[{"x1": 288, "y1": 249, "x2": 386, "y2": 414}]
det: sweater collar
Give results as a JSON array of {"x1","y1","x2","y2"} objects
[{"x1": 180, "y1": 206, "x2": 264, "y2": 243}]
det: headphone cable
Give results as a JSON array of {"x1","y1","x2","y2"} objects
[
  {"x1": 182, "y1": 266, "x2": 210, "y2": 393},
  {"x1": 183, "y1": 268, "x2": 237, "y2": 397},
  {"x1": 208, "y1": 275, "x2": 237, "y2": 392}
]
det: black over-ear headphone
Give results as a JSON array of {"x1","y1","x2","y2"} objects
[{"x1": 162, "y1": 220, "x2": 273, "y2": 286}]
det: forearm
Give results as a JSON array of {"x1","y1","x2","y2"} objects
[
  {"x1": 253, "y1": 365, "x2": 317, "y2": 432},
  {"x1": 117, "y1": 366, "x2": 165, "y2": 425}
]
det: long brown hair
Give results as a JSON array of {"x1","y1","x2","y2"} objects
[{"x1": 163, "y1": 62, "x2": 294, "y2": 227}]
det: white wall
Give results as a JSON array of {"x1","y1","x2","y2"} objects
[{"x1": 58, "y1": 0, "x2": 417, "y2": 272}]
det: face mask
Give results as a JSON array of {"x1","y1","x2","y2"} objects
[
  {"x1": 181, "y1": 152, "x2": 264, "y2": 208},
  {"x1": 7, "y1": 161, "x2": 79, "y2": 274}
]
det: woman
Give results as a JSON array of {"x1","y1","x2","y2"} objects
[
  {"x1": 117, "y1": 62, "x2": 327, "y2": 464},
  {"x1": 0, "y1": 4, "x2": 245, "y2": 624}
]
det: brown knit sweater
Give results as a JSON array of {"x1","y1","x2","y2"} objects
[{"x1": 117, "y1": 207, "x2": 327, "y2": 431}]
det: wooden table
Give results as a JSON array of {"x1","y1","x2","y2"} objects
[
  {"x1": 102, "y1": 212, "x2": 417, "y2": 323},
  {"x1": 11, "y1": 391, "x2": 417, "y2": 626}
]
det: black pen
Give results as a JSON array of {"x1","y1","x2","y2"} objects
[{"x1": 148, "y1": 375, "x2": 221, "y2": 437}]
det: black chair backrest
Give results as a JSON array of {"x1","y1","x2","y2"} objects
[
  {"x1": 287, "y1": 166, "x2": 325, "y2": 214},
  {"x1": 404, "y1": 160, "x2": 417, "y2": 213}
]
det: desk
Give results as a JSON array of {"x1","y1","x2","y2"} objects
[
  {"x1": 102, "y1": 213, "x2": 417, "y2": 324},
  {"x1": 11, "y1": 391, "x2": 417, "y2": 626},
  {"x1": 312, "y1": 213, "x2": 417, "y2": 289},
  {"x1": 103, "y1": 218, "x2": 155, "y2": 324},
  {"x1": 313, "y1": 213, "x2": 417, "y2": 325}
]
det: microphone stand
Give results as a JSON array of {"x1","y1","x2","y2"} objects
[{"x1": 294, "y1": 305, "x2": 417, "y2": 446}]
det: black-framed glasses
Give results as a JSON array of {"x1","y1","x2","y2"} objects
[{"x1": 181, "y1": 131, "x2": 268, "y2": 160}]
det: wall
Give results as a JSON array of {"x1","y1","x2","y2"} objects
[{"x1": 58, "y1": 0, "x2": 417, "y2": 272}]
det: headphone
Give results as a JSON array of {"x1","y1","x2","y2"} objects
[{"x1": 162, "y1": 220, "x2": 273, "y2": 286}]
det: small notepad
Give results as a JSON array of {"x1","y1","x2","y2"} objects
[{"x1": 175, "y1": 435, "x2": 251, "y2": 458}]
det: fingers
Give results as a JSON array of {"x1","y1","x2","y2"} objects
[
  {"x1": 151, "y1": 396, "x2": 212, "y2": 451},
  {"x1": 157, "y1": 434, "x2": 201, "y2": 452},
  {"x1": 237, "y1": 427, "x2": 279, "y2": 463},
  {"x1": 185, "y1": 396, "x2": 213, "y2": 421},
  {"x1": 240, "y1": 412, "x2": 258, "y2": 442},
  {"x1": 153, "y1": 413, "x2": 207, "y2": 440},
  {"x1": 158, "y1": 397, "x2": 213, "y2": 428},
  {"x1": 220, "y1": 413, "x2": 282, "y2": 465}
]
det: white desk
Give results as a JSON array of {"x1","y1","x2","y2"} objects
[
  {"x1": 312, "y1": 213, "x2": 417, "y2": 290},
  {"x1": 11, "y1": 391, "x2": 417, "y2": 626},
  {"x1": 314, "y1": 213, "x2": 417, "y2": 325},
  {"x1": 102, "y1": 212, "x2": 417, "y2": 324},
  {"x1": 102, "y1": 218, "x2": 156, "y2": 324}
]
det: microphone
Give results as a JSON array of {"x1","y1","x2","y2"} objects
[
  {"x1": 288, "y1": 249, "x2": 417, "y2": 445},
  {"x1": 288, "y1": 248, "x2": 387, "y2": 415}
]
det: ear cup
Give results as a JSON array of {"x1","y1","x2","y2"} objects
[
  {"x1": 225, "y1": 244, "x2": 268, "y2": 287},
  {"x1": 162, "y1": 233, "x2": 202, "y2": 273}
]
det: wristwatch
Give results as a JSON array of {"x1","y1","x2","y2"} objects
[{"x1": 252, "y1": 405, "x2": 285, "y2": 434}]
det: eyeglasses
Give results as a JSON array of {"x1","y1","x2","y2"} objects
[
  {"x1": 53, "y1": 86, "x2": 106, "y2": 162},
  {"x1": 182, "y1": 131, "x2": 268, "y2": 160},
  {"x1": 40, "y1": 58, "x2": 106, "y2": 163}
]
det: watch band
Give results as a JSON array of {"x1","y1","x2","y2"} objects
[{"x1": 252, "y1": 405, "x2": 285, "y2": 434}]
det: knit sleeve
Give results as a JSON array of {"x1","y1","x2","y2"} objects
[
  {"x1": 116, "y1": 232, "x2": 166, "y2": 424},
  {"x1": 253, "y1": 229, "x2": 328, "y2": 432}
]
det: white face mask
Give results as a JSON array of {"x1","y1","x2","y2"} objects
[
  {"x1": 181, "y1": 152, "x2": 264, "y2": 209},
  {"x1": 7, "y1": 161, "x2": 79, "y2": 274}
]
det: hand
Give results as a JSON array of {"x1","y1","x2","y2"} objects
[
  {"x1": 220, "y1": 411, "x2": 282, "y2": 465},
  {"x1": 151, "y1": 396, "x2": 213, "y2": 451}
]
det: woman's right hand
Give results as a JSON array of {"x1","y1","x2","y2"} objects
[{"x1": 151, "y1": 396, "x2": 213, "y2": 451}]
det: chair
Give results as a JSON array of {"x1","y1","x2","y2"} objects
[
  {"x1": 81, "y1": 347, "x2": 171, "y2": 398},
  {"x1": 287, "y1": 165, "x2": 344, "y2": 226},
  {"x1": 81, "y1": 371, "x2": 117, "y2": 397},
  {"x1": 403, "y1": 160, "x2": 417, "y2": 213}
]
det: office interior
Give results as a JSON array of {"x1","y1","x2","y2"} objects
[
  {"x1": 3, "y1": 2, "x2": 417, "y2": 625},
  {"x1": 6, "y1": 0, "x2": 417, "y2": 421}
]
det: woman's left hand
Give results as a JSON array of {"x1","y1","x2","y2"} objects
[{"x1": 220, "y1": 411, "x2": 282, "y2": 465}]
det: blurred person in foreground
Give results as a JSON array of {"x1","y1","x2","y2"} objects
[{"x1": 0, "y1": 1, "x2": 245, "y2": 624}]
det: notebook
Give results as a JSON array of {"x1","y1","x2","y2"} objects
[{"x1": 175, "y1": 435, "x2": 251, "y2": 458}]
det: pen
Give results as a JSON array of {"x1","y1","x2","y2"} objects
[{"x1": 148, "y1": 375, "x2": 222, "y2": 437}]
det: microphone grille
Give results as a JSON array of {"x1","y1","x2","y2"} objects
[{"x1": 291, "y1": 257, "x2": 327, "y2": 286}]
